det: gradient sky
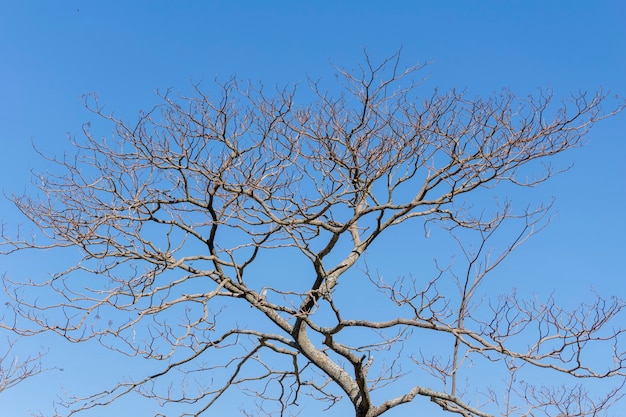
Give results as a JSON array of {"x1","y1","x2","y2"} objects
[{"x1": 1, "y1": 1, "x2": 625, "y2": 416}]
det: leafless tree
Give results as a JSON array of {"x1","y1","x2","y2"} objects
[{"x1": 2, "y1": 53, "x2": 625, "y2": 417}]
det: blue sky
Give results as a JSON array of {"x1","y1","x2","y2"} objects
[{"x1": 1, "y1": 1, "x2": 625, "y2": 416}]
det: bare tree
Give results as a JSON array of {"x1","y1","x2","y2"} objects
[{"x1": 2, "y1": 53, "x2": 625, "y2": 417}]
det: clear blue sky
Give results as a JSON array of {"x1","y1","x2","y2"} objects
[{"x1": 1, "y1": 1, "x2": 625, "y2": 416}]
